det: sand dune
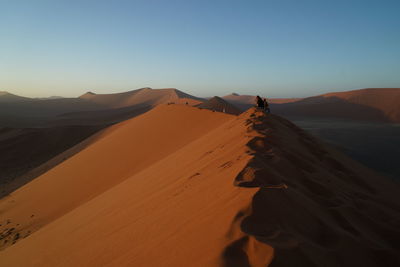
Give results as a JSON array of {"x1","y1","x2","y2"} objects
[
  {"x1": 51, "y1": 104, "x2": 152, "y2": 126},
  {"x1": 0, "y1": 98, "x2": 105, "y2": 120},
  {"x1": 197, "y1": 96, "x2": 242, "y2": 115},
  {"x1": 222, "y1": 93, "x2": 256, "y2": 110},
  {"x1": 222, "y1": 93, "x2": 301, "y2": 111},
  {"x1": 235, "y1": 109, "x2": 400, "y2": 266},
  {"x1": 80, "y1": 87, "x2": 204, "y2": 108},
  {"x1": 0, "y1": 88, "x2": 208, "y2": 197},
  {"x1": 1, "y1": 106, "x2": 400, "y2": 266},
  {"x1": 272, "y1": 88, "x2": 400, "y2": 122},
  {"x1": 56, "y1": 88, "x2": 204, "y2": 126},
  {"x1": 322, "y1": 88, "x2": 400, "y2": 121},
  {"x1": 0, "y1": 105, "x2": 233, "y2": 252},
  {"x1": 0, "y1": 125, "x2": 107, "y2": 198},
  {"x1": 0, "y1": 88, "x2": 204, "y2": 127},
  {"x1": 0, "y1": 92, "x2": 31, "y2": 103},
  {"x1": 223, "y1": 89, "x2": 400, "y2": 123}
]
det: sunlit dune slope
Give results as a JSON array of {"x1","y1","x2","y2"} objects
[
  {"x1": 1, "y1": 106, "x2": 400, "y2": 267},
  {"x1": 80, "y1": 87, "x2": 204, "y2": 108},
  {"x1": 0, "y1": 105, "x2": 232, "y2": 249},
  {"x1": 0, "y1": 105, "x2": 271, "y2": 267}
]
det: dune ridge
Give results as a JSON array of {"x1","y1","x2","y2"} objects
[
  {"x1": 0, "y1": 105, "x2": 262, "y2": 266},
  {"x1": 197, "y1": 96, "x2": 242, "y2": 115},
  {"x1": 0, "y1": 105, "x2": 233, "y2": 252},
  {"x1": 0, "y1": 92, "x2": 31, "y2": 103},
  {"x1": 0, "y1": 106, "x2": 399, "y2": 266},
  {"x1": 227, "y1": 109, "x2": 400, "y2": 266},
  {"x1": 222, "y1": 88, "x2": 400, "y2": 123},
  {"x1": 79, "y1": 87, "x2": 204, "y2": 108},
  {"x1": 222, "y1": 94, "x2": 302, "y2": 111}
]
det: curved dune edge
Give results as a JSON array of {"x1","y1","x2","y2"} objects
[
  {"x1": 0, "y1": 105, "x2": 233, "y2": 252},
  {"x1": 0, "y1": 106, "x2": 399, "y2": 266},
  {"x1": 229, "y1": 109, "x2": 400, "y2": 266},
  {"x1": 0, "y1": 105, "x2": 264, "y2": 266}
]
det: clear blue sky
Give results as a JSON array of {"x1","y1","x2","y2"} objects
[{"x1": 1, "y1": 0, "x2": 399, "y2": 98}]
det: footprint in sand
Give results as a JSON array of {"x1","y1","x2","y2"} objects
[
  {"x1": 188, "y1": 173, "x2": 201, "y2": 179},
  {"x1": 219, "y1": 161, "x2": 233, "y2": 169}
]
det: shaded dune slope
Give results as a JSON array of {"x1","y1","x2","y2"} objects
[
  {"x1": 0, "y1": 125, "x2": 109, "y2": 199},
  {"x1": 222, "y1": 94, "x2": 302, "y2": 111},
  {"x1": 197, "y1": 96, "x2": 242, "y2": 115},
  {"x1": 272, "y1": 88, "x2": 400, "y2": 123},
  {"x1": 0, "y1": 98, "x2": 105, "y2": 118},
  {"x1": 52, "y1": 104, "x2": 152, "y2": 126},
  {"x1": 0, "y1": 92, "x2": 31, "y2": 103},
  {"x1": 230, "y1": 109, "x2": 400, "y2": 266},
  {"x1": 222, "y1": 94, "x2": 256, "y2": 111},
  {"x1": 1, "y1": 107, "x2": 400, "y2": 266},
  {"x1": 323, "y1": 88, "x2": 400, "y2": 121}
]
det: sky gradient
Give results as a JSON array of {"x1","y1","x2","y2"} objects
[{"x1": 1, "y1": 0, "x2": 400, "y2": 98}]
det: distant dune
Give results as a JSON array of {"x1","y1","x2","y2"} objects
[
  {"x1": 0, "y1": 88, "x2": 205, "y2": 127},
  {"x1": 196, "y1": 96, "x2": 242, "y2": 115},
  {"x1": 35, "y1": 96, "x2": 64, "y2": 100},
  {"x1": 1, "y1": 105, "x2": 399, "y2": 266},
  {"x1": 268, "y1": 98, "x2": 302, "y2": 104},
  {"x1": 222, "y1": 89, "x2": 400, "y2": 123},
  {"x1": 3, "y1": 88, "x2": 398, "y2": 127},
  {"x1": 0, "y1": 98, "x2": 105, "y2": 120},
  {"x1": 80, "y1": 87, "x2": 204, "y2": 108},
  {"x1": 222, "y1": 93, "x2": 256, "y2": 110},
  {"x1": 0, "y1": 92, "x2": 32, "y2": 103},
  {"x1": 272, "y1": 88, "x2": 400, "y2": 122},
  {"x1": 0, "y1": 88, "x2": 208, "y2": 194},
  {"x1": 222, "y1": 93, "x2": 301, "y2": 111}
]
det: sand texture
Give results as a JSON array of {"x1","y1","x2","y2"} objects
[
  {"x1": 0, "y1": 106, "x2": 399, "y2": 266},
  {"x1": 197, "y1": 96, "x2": 242, "y2": 115}
]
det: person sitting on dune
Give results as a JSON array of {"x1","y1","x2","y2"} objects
[{"x1": 256, "y1": 95, "x2": 264, "y2": 109}]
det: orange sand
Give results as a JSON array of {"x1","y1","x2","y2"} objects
[{"x1": 1, "y1": 105, "x2": 400, "y2": 266}]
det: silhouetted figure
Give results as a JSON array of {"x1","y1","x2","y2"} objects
[
  {"x1": 263, "y1": 98, "x2": 270, "y2": 113},
  {"x1": 256, "y1": 95, "x2": 264, "y2": 109}
]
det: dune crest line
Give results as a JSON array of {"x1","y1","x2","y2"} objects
[{"x1": 224, "y1": 108, "x2": 400, "y2": 267}]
